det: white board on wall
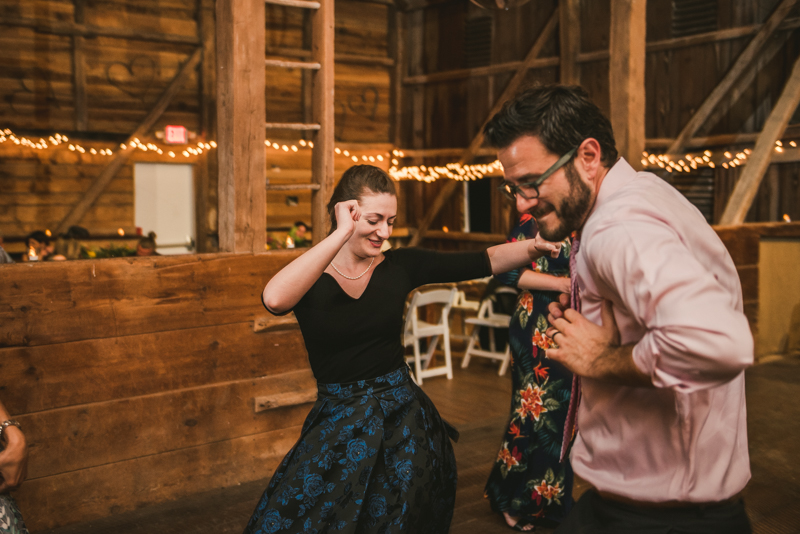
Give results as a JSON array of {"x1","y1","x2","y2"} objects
[{"x1": 134, "y1": 163, "x2": 195, "y2": 255}]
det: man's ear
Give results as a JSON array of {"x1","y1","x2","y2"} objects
[{"x1": 575, "y1": 138, "x2": 603, "y2": 183}]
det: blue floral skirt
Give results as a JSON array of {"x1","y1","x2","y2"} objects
[{"x1": 243, "y1": 366, "x2": 458, "y2": 534}]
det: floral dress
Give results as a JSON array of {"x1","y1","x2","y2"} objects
[{"x1": 484, "y1": 214, "x2": 574, "y2": 527}]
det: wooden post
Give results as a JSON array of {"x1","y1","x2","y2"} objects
[
  {"x1": 390, "y1": 7, "x2": 404, "y2": 148},
  {"x1": 72, "y1": 0, "x2": 87, "y2": 131},
  {"x1": 310, "y1": 0, "x2": 335, "y2": 242},
  {"x1": 559, "y1": 0, "x2": 580, "y2": 85},
  {"x1": 196, "y1": 0, "x2": 217, "y2": 253},
  {"x1": 56, "y1": 48, "x2": 203, "y2": 235},
  {"x1": 667, "y1": 0, "x2": 797, "y2": 156},
  {"x1": 719, "y1": 53, "x2": 800, "y2": 225},
  {"x1": 216, "y1": 0, "x2": 267, "y2": 253},
  {"x1": 609, "y1": 0, "x2": 646, "y2": 171}
]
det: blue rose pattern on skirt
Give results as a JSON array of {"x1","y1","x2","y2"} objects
[{"x1": 244, "y1": 366, "x2": 458, "y2": 534}]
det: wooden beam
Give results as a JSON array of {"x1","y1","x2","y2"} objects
[
  {"x1": 390, "y1": 7, "x2": 405, "y2": 147},
  {"x1": 1, "y1": 16, "x2": 200, "y2": 45},
  {"x1": 253, "y1": 313, "x2": 300, "y2": 332},
  {"x1": 196, "y1": 0, "x2": 217, "y2": 253},
  {"x1": 254, "y1": 389, "x2": 317, "y2": 412},
  {"x1": 72, "y1": 0, "x2": 87, "y2": 132},
  {"x1": 56, "y1": 48, "x2": 202, "y2": 235},
  {"x1": 703, "y1": 32, "x2": 793, "y2": 136},
  {"x1": 719, "y1": 53, "x2": 800, "y2": 224},
  {"x1": 609, "y1": 0, "x2": 646, "y2": 170},
  {"x1": 266, "y1": 47, "x2": 395, "y2": 67},
  {"x1": 401, "y1": 17, "x2": 800, "y2": 86},
  {"x1": 408, "y1": 9, "x2": 559, "y2": 247},
  {"x1": 217, "y1": 0, "x2": 267, "y2": 253},
  {"x1": 310, "y1": 0, "x2": 335, "y2": 242},
  {"x1": 559, "y1": 0, "x2": 580, "y2": 85},
  {"x1": 404, "y1": 57, "x2": 559, "y2": 85},
  {"x1": 667, "y1": 0, "x2": 797, "y2": 156}
]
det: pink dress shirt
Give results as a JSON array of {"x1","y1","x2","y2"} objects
[{"x1": 570, "y1": 158, "x2": 753, "y2": 503}]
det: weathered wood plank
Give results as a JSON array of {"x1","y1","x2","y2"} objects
[
  {"x1": 0, "y1": 251, "x2": 303, "y2": 348},
  {"x1": 253, "y1": 313, "x2": 300, "y2": 332},
  {"x1": 609, "y1": 0, "x2": 646, "y2": 170},
  {"x1": 310, "y1": 0, "x2": 335, "y2": 243},
  {"x1": 216, "y1": 0, "x2": 267, "y2": 253},
  {"x1": 14, "y1": 426, "x2": 301, "y2": 532},
  {"x1": 254, "y1": 389, "x2": 318, "y2": 412},
  {"x1": 18, "y1": 369, "x2": 315, "y2": 479},
  {"x1": 0, "y1": 322, "x2": 308, "y2": 413},
  {"x1": 559, "y1": 0, "x2": 580, "y2": 84}
]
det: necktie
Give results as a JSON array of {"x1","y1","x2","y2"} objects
[{"x1": 560, "y1": 233, "x2": 581, "y2": 462}]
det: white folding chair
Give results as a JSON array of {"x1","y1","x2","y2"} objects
[
  {"x1": 449, "y1": 289, "x2": 481, "y2": 344},
  {"x1": 461, "y1": 286, "x2": 517, "y2": 376},
  {"x1": 403, "y1": 287, "x2": 457, "y2": 385}
]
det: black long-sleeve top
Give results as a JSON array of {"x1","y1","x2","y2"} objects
[{"x1": 287, "y1": 247, "x2": 492, "y2": 383}]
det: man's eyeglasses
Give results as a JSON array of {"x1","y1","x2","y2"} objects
[{"x1": 499, "y1": 146, "x2": 578, "y2": 201}]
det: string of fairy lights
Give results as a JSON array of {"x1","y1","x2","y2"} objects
[
  {"x1": 3, "y1": 127, "x2": 799, "y2": 182},
  {"x1": 642, "y1": 140, "x2": 796, "y2": 172}
]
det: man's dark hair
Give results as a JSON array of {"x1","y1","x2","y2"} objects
[
  {"x1": 327, "y1": 165, "x2": 396, "y2": 234},
  {"x1": 484, "y1": 84, "x2": 618, "y2": 167}
]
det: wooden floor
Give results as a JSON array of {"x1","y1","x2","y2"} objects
[{"x1": 42, "y1": 357, "x2": 800, "y2": 534}]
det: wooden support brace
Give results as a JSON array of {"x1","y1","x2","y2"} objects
[
  {"x1": 559, "y1": 0, "x2": 580, "y2": 85},
  {"x1": 310, "y1": 0, "x2": 335, "y2": 243},
  {"x1": 408, "y1": 9, "x2": 559, "y2": 247},
  {"x1": 609, "y1": 0, "x2": 646, "y2": 170},
  {"x1": 254, "y1": 389, "x2": 318, "y2": 412},
  {"x1": 667, "y1": 0, "x2": 797, "y2": 156},
  {"x1": 56, "y1": 47, "x2": 203, "y2": 235},
  {"x1": 719, "y1": 52, "x2": 800, "y2": 225},
  {"x1": 253, "y1": 313, "x2": 300, "y2": 332}
]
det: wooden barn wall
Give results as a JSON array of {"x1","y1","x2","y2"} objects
[
  {"x1": 403, "y1": 0, "x2": 800, "y2": 234},
  {"x1": 0, "y1": 251, "x2": 314, "y2": 531},
  {"x1": 0, "y1": 0, "x2": 393, "y2": 240}
]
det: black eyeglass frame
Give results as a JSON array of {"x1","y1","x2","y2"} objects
[{"x1": 498, "y1": 145, "x2": 579, "y2": 201}]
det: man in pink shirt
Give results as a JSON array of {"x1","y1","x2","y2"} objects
[{"x1": 484, "y1": 85, "x2": 753, "y2": 533}]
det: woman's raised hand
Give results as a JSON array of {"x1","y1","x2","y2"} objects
[{"x1": 334, "y1": 199, "x2": 361, "y2": 237}]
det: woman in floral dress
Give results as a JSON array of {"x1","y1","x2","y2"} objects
[{"x1": 484, "y1": 214, "x2": 574, "y2": 531}]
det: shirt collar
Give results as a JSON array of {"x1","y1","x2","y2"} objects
[{"x1": 589, "y1": 157, "x2": 638, "y2": 218}]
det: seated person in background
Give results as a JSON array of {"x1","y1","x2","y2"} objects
[
  {"x1": 50, "y1": 226, "x2": 90, "y2": 261},
  {"x1": 0, "y1": 398, "x2": 29, "y2": 534},
  {"x1": 22, "y1": 231, "x2": 54, "y2": 262},
  {"x1": 288, "y1": 221, "x2": 312, "y2": 248},
  {"x1": 136, "y1": 232, "x2": 159, "y2": 257},
  {"x1": 0, "y1": 236, "x2": 14, "y2": 264}
]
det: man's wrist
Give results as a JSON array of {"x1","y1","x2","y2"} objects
[{"x1": 2, "y1": 425, "x2": 25, "y2": 449}]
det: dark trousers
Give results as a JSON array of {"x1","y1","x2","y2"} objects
[{"x1": 555, "y1": 490, "x2": 752, "y2": 534}]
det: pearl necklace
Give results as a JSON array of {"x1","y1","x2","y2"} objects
[{"x1": 330, "y1": 256, "x2": 375, "y2": 280}]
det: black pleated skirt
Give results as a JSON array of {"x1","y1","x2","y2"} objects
[{"x1": 243, "y1": 366, "x2": 458, "y2": 534}]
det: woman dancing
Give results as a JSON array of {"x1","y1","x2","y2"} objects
[
  {"x1": 484, "y1": 214, "x2": 573, "y2": 532},
  {"x1": 244, "y1": 165, "x2": 560, "y2": 534}
]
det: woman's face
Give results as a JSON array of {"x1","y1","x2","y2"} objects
[{"x1": 347, "y1": 191, "x2": 397, "y2": 257}]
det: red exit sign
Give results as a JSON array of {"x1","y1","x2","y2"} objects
[{"x1": 164, "y1": 125, "x2": 187, "y2": 144}]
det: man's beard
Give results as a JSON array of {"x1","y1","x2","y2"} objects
[{"x1": 531, "y1": 164, "x2": 592, "y2": 242}]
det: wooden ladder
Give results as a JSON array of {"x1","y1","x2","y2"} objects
[{"x1": 264, "y1": 0, "x2": 335, "y2": 243}]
